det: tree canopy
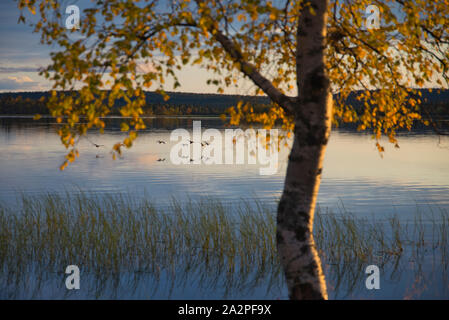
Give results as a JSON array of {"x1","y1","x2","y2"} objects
[{"x1": 17, "y1": 0, "x2": 449, "y2": 168}]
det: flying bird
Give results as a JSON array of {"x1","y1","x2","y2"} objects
[
  {"x1": 157, "y1": 140, "x2": 166, "y2": 144},
  {"x1": 86, "y1": 137, "x2": 104, "y2": 148}
]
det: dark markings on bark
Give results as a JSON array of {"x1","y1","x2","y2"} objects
[
  {"x1": 306, "y1": 127, "x2": 326, "y2": 145},
  {"x1": 304, "y1": 17, "x2": 313, "y2": 27},
  {"x1": 278, "y1": 207, "x2": 310, "y2": 230},
  {"x1": 302, "y1": 67, "x2": 328, "y2": 104},
  {"x1": 288, "y1": 181, "x2": 308, "y2": 189},
  {"x1": 307, "y1": 47, "x2": 323, "y2": 57},
  {"x1": 288, "y1": 154, "x2": 304, "y2": 162},
  {"x1": 295, "y1": 126, "x2": 328, "y2": 147},
  {"x1": 277, "y1": 198, "x2": 286, "y2": 215},
  {"x1": 295, "y1": 225, "x2": 308, "y2": 242},
  {"x1": 304, "y1": 261, "x2": 318, "y2": 275},
  {"x1": 276, "y1": 230, "x2": 285, "y2": 245},
  {"x1": 300, "y1": 244, "x2": 309, "y2": 254}
]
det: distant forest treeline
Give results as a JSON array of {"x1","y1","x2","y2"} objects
[
  {"x1": 0, "y1": 91, "x2": 270, "y2": 116},
  {"x1": 0, "y1": 89, "x2": 448, "y2": 117}
]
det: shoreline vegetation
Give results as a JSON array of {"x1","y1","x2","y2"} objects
[
  {"x1": 1, "y1": 89, "x2": 449, "y2": 118},
  {"x1": 0, "y1": 193, "x2": 448, "y2": 299},
  {"x1": 0, "y1": 91, "x2": 270, "y2": 117}
]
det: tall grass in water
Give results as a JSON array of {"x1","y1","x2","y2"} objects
[
  {"x1": 0, "y1": 193, "x2": 281, "y2": 298},
  {"x1": 0, "y1": 193, "x2": 448, "y2": 299}
]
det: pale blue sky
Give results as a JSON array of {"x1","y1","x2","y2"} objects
[{"x1": 0, "y1": 1, "x2": 52, "y2": 91}]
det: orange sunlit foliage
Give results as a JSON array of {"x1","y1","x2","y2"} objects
[{"x1": 18, "y1": 0, "x2": 449, "y2": 168}]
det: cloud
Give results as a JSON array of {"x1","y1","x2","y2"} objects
[
  {"x1": 7, "y1": 75, "x2": 34, "y2": 83},
  {"x1": 137, "y1": 61, "x2": 157, "y2": 74},
  {"x1": 0, "y1": 75, "x2": 42, "y2": 91}
]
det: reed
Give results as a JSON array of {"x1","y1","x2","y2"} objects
[{"x1": 0, "y1": 192, "x2": 448, "y2": 299}]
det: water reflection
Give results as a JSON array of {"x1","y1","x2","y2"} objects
[
  {"x1": 1, "y1": 194, "x2": 448, "y2": 299},
  {"x1": 1, "y1": 116, "x2": 449, "y2": 218}
]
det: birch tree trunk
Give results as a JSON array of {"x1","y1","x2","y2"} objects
[{"x1": 276, "y1": 0, "x2": 332, "y2": 300}]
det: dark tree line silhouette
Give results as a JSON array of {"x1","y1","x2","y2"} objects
[
  {"x1": 0, "y1": 91, "x2": 271, "y2": 116},
  {"x1": 0, "y1": 90, "x2": 448, "y2": 117}
]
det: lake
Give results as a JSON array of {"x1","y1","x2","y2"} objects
[
  {"x1": 1, "y1": 116, "x2": 449, "y2": 299},
  {"x1": 1, "y1": 116, "x2": 448, "y2": 217}
]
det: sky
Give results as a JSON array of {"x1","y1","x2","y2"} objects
[
  {"x1": 0, "y1": 1, "x2": 445, "y2": 94},
  {"x1": 0, "y1": 1, "x2": 52, "y2": 91},
  {"x1": 0, "y1": 0, "x2": 256, "y2": 94}
]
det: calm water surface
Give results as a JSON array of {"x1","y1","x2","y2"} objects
[
  {"x1": 1, "y1": 116, "x2": 448, "y2": 218},
  {"x1": 1, "y1": 116, "x2": 449, "y2": 299}
]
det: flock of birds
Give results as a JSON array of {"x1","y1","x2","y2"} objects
[
  {"x1": 87, "y1": 136, "x2": 211, "y2": 163},
  {"x1": 156, "y1": 139, "x2": 211, "y2": 162},
  {"x1": 183, "y1": 140, "x2": 210, "y2": 147}
]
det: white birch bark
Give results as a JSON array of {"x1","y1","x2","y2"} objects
[
  {"x1": 276, "y1": 0, "x2": 332, "y2": 300},
  {"x1": 207, "y1": 0, "x2": 332, "y2": 299}
]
